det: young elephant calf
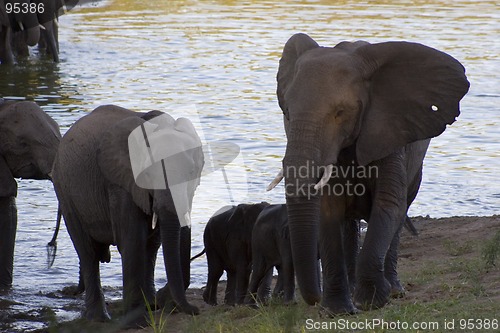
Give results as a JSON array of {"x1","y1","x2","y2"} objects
[
  {"x1": 199, "y1": 202, "x2": 270, "y2": 305},
  {"x1": 247, "y1": 204, "x2": 295, "y2": 304}
]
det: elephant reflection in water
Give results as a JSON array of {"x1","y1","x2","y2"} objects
[{"x1": 52, "y1": 105, "x2": 204, "y2": 324}]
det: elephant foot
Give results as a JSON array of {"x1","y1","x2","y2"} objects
[
  {"x1": 157, "y1": 285, "x2": 199, "y2": 315},
  {"x1": 83, "y1": 306, "x2": 111, "y2": 322},
  {"x1": 319, "y1": 300, "x2": 360, "y2": 316},
  {"x1": 202, "y1": 289, "x2": 217, "y2": 306},
  {"x1": 119, "y1": 306, "x2": 149, "y2": 329},
  {"x1": 353, "y1": 277, "x2": 391, "y2": 311},
  {"x1": 61, "y1": 284, "x2": 84, "y2": 296},
  {"x1": 283, "y1": 296, "x2": 296, "y2": 306},
  {"x1": 176, "y1": 302, "x2": 200, "y2": 315},
  {"x1": 390, "y1": 281, "x2": 406, "y2": 299}
]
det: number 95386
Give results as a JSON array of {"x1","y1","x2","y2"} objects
[{"x1": 5, "y1": 2, "x2": 44, "y2": 14}]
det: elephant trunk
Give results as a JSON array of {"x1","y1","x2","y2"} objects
[
  {"x1": 24, "y1": 25, "x2": 40, "y2": 47},
  {"x1": 158, "y1": 209, "x2": 198, "y2": 314},
  {"x1": 286, "y1": 196, "x2": 321, "y2": 305},
  {"x1": 41, "y1": 22, "x2": 59, "y2": 62},
  {"x1": 0, "y1": 197, "x2": 17, "y2": 289},
  {"x1": 283, "y1": 133, "x2": 323, "y2": 305}
]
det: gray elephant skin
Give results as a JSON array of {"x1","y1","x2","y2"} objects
[
  {"x1": 51, "y1": 105, "x2": 204, "y2": 323},
  {"x1": 247, "y1": 204, "x2": 295, "y2": 304},
  {"x1": 198, "y1": 202, "x2": 269, "y2": 306},
  {"x1": 0, "y1": 100, "x2": 61, "y2": 289},
  {"x1": 273, "y1": 33, "x2": 470, "y2": 314}
]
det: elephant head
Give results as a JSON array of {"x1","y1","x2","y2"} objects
[
  {"x1": 0, "y1": 100, "x2": 61, "y2": 189},
  {"x1": 275, "y1": 33, "x2": 469, "y2": 305},
  {"x1": 96, "y1": 110, "x2": 204, "y2": 314}
]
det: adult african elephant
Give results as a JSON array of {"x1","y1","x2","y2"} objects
[
  {"x1": 268, "y1": 33, "x2": 469, "y2": 314},
  {"x1": 0, "y1": 100, "x2": 61, "y2": 289},
  {"x1": 52, "y1": 105, "x2": 203, "y2": 323}
]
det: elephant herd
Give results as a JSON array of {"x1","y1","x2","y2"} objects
[
  {"x1": 0, "y1": 33, "x2": 469, "y2": 326},
  {"x1": 0, "y1": 0, "x2": 79, "y2": 64}
]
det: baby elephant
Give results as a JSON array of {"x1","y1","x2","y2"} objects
[
  {"x1": 247, "y1": 204, "x2": 295, "y2": 304},
  {"x1": 198, "y1": 202, "x2": 270, "y2": 305}
]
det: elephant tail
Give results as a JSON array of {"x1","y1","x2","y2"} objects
[
  {"x1": 46, "y1": 205, "x2": 62, "y2": 268},
  {"x1": 190, "y1": 248, "x2": 206, "y2": 261},
  {"x1": 403, "y1": 216, "x2": 418, "y2": 237}
]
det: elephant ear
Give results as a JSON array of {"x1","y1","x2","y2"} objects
[
  {"x1": 277, "y1": 33, "x2": 320, "y2": 117},
  {"x1": 96, "y1": 116, "x2": 152, "y2": 215},
  {"x1": 354, "y1": 42, "x2": 470, "y2": 166},
  {"x1": 0, "y1": 155, "x2": 17, "y2": 197}
]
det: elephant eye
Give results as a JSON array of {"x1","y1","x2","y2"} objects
[{"x1": 335, "y1": 109, "x2": 345, "y2": 119}]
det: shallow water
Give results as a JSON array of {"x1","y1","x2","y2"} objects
[{"x1": 0, "y1": 0, "x2": 498, "y2": 330}]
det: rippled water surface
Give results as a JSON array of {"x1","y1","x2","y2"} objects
[{"x1": 0, "y1": 0, "x2": 498, "y2": 330}]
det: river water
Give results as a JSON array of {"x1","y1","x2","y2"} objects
[{"x1": 0, "y1": 0, "x2": 498, "y2": 330}]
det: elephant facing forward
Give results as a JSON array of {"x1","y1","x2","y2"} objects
[
  {"x1": 269, "y1": 33, "x2": 469, "y2": 314},
  {"x1": 52, "y1": 105, "x2": 204, "y2": 323}
]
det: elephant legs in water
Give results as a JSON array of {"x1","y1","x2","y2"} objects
[{"x1": 0, "y1": 197, "x2": 17, "y2": 289}]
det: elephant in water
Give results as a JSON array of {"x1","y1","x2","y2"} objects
[
  {"x1": 0, "y1": 100, "x2": 61, "y2": 289},
  {"x1": 52, "y1": 105, "x2": 204, "y2": 324},
  {"x1": 268, "y1": 33, "x2": 469, "y2": 314}
]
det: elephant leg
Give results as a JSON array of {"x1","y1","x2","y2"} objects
[
  {"x1": 0, "y1": 28, "x2": 14, "y2": 64},
  {"x1": 273, "y1": 266, "x2": 284, "y2": 298},
  {"x1": 344, "y1": 218, "x2": 360, "y2": 294},
  {"x1": 319, "y1": 193, "x2": 357, "y2": 314},
  {"x1": 63, "y1": 205, "x2": 109, "y2": 321},
  {"x1": 384, "y1": 220, "x2": 405, "y2": 297},
  {"x1": 113, "y1": 207, "x2": 151, "y2": 318},
  {"x1": 354, "y1": 153, "x2": 407, "y2": 310},
  {"x1": 224, "y1": 271, "x2": 237, "y2": 305},
  {"x1": 247, "y1": 258, "x2": 266, "y2": 304},
  {"x1": 203, "y1": 251, "x2": 223, "y2": 305},
  {"x1": 254, "y1": 267, "x2": 273, "y2": 304},
  {"x1": 235, "y1": 263, "x2": 251, "y2": 304},
  {"x1": 0, "y1": 197, "x2": 16, "y2": 289},
  {"x1": 11, "y1": 31, "x2": 29, "y2": 57}
]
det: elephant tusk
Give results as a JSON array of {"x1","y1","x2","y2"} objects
[
  {"x1": 314, "y1": 164, "x2": 333, "y2": 191},
  {"x1": 152, "y1": 212, "x2": 158, "y2": 229},
  {"x1": 39, "y1": 24, "x2": 46, "y2": 30},
  {"x1": 266, "y1": 168, "x2": 283, "y2": 191},
  {"x1": 18, "y1": 22, "x2": 24, "y2": 31},
  {"x1": 184, "y1": 212, "x2": 191, "y2": 228}
]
